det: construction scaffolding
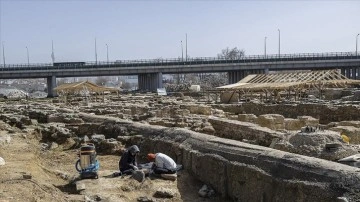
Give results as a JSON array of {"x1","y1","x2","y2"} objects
[
  {"x1": 217, "y1": 70, "x2": 360, "y2": 103},
  {"x1": 54, "y1": 81, "x2": 119, "y2": 104}
]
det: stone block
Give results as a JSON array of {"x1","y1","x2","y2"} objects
[
  {"x1": 0, "y1": 135, "x2": 11, "y2": 144},
  {"x1": 160, "y1": 173, "x2": 177, "y2": 181},
  {"x1": 91, "y1": 134, "x2": 106, "y2": 142},
  {"x1": 341, "y1": 90, "x2": 353, "y2": 97},
  {"x1": 63, "y1": 117, "x2": 84, "y2": 124},
  {"x1": 338, "y1": 121, "x2": 360, "y2": 128},
  {"x1": 0, "y1": 157, "x2": 5, "y2": 166},
  {"x1": 98, "y1": 139, "x2": 121, "y2": 154},
  {"x1": 137, "y1": 196, "x2": 155, "y2": 202},
  {"x1": 201, "y1": 125, "x2": 215, "y2": 135},
  {"x1": 153, "y1": 188, "x2": 175, "y2": 198},
  {"x1": 198, "y1": 184, "x2": 215, "y2": 198},
  {"x1": 49, "y1": 142, "x2": 59, "y2": 150},
  {"x1": 297, "y1": 116, "x2": 319, "y2": 126},
  {"x1": 353, "y1": 90, "x2": 360, "y2": 100},
  {"x1": 76, "y1": 182, "x2": 86, "y2": 191},
  {"x1": 257, "y1": 114, "x2": 285, "y2": 130},
  {"x1": 323, "y1": 88, "x2": 343, "y2": 100},
  {"x1": 164, "y1": 121, "x2": 175, "y2": 127},
  {"x1": 284, "y1": 118, "x2": 303, "y2": 130},
  {"x1": 238, "y1": 114, "x2": 257, "y2": 123},
  {"x1": 122, "y1": 109, "x2": 132, "y2": 115},
  {"x1": 330, "y1": 126, "x2": 360, "y2": 144},
  {"x1": 132, "y1": 170, "x2": 145, "y2": 183},
  {"x1": 228, "y1": 115, "x2": 238, "y2": 120},
  {"x1": 220, "y1": 92, "x2": 238, "y2": 103},
  {"x1": 31, "y1": 119, "x2": 38, "y2": 125},
  {"x1": 77, "y1": 123, "x2": 101, "y2": 136},
  {"x1": 47, "y1": 114, "x2": 64, "y2": 123},
  {"x1": 20, "y1": 116, "x2": 32, "y2": 125},
  {"x1": 181, "y1": 104, "x2": 212, "y2": 115},
  {"x1": 175, "y1": 122, "x2": 188, "y2": 128},
  {"x1": 148, "y1": 119, "x2": 166, "y2": 126}
]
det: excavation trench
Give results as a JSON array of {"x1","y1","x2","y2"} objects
[{"x1": 75, "y1": 112, "x2": 360, "y2": 201}]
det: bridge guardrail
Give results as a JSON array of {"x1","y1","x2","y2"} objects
[{"x1": 1, "y1": 52, "x2": 359, "y2": 70}]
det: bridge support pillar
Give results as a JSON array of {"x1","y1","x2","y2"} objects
[
  {"x1": 228, "y1": 71, "x2": 243, "y2": 84},
  {"x1": 228, "y1": 69, "x2": 265, "y2": 84},
  {"x1": 346, "y1": 68, "x2": 351, "y2": 78},
  {"x1": 138, "y1": 72, "x2": 163, "y2": 92},
  {"x1": 352, "y1": 67, "x2": 357, "y2": 79},
  {"x1": 341, "y1": 68, "x2": 346, "y2": 77},
  {"x1": 46, "y1": 76, "x2": 57, "y2": 98},
  {"x1": 357, "y1": 67, "x2": 360, "y2": 80}
]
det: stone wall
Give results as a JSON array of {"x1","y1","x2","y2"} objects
[
  {"x1": 208, "y1": 116, "x2": 284, "y2": 146},
  {"x1": 237, "y1": 114, "x2": 320, "y2": 131},
  {"x1": 78, "y1": 113, "x2": 360, "y2": 201},
  {"x1": 214, "y1": 103, "x2": 360, "y2": 124}
]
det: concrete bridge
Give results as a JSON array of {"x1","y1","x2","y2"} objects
[{"x1": 1, "y1": 52, "x2": 360, "y2": 97}]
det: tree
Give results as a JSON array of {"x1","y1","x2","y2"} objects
[
  {"x1": 154, "y1": 57, "x2": 163, "y2": 63},
  {"x1": 217, "y1": 47, "x2": 245, "y2": 59},
  {"x1": 57, "y1": 78, "x2": 67, "y2": 86},
  {"x1": 199, "y1": 73, "x2": 228, "y2": 90},
  {"x1": 121, "y1": 81, "x2": 133, "y2": 90}
]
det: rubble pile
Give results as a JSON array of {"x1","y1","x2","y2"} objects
[
  {"x1": 270, "y1": 126, "x2": 358, "y2": 160},
  {"x1": 164, "y1": 83, "x2": 191, "y2": 92},
  {"x1": 0, "y1": 88, "x2": 28, "y2": 98}
]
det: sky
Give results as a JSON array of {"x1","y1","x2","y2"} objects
[{"x1": 0, "y1": 0, "x2": 359, "y2": 64}]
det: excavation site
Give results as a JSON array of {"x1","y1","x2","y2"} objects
[
  {"x1": 1, "y1": 70, "x2": 360, "y2": 202},
  {"x1": 3, "y1": 0, "x2": 360, "y2": 201}
]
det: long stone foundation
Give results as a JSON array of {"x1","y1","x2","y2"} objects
[
  {"x1": 214, "y1": 103, "x2": 360, "y2": 124},
  {"x1": 78, "y1": 113, "x2": 360, "y2": 201}
]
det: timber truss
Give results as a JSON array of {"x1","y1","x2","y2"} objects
[{"x1": 216, "y1": 70, "x2": 360, "y2": 103}]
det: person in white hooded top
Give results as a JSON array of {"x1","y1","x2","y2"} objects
[{"x1": 147, "y1": 153, "x2": 177, "y2": 174}]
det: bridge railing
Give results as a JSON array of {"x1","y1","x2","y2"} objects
[{"x1": 0, "y1": 51, "x2": 359, "y2": 70}]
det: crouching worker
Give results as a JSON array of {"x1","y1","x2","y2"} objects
[
  {"x1": 118, "y1": 145, "x2": 140, "y2": 176},
  {"x1": 147, "y1": 153, "x2": 177, "y2": 175}
]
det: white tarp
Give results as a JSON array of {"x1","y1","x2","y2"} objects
[{"x1": 157, "y1": 88, "x2": 167, "y2": 96}]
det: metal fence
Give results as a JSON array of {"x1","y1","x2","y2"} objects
[{"x1": 1, "y1": 51, "x2": 359, "y2": 70}]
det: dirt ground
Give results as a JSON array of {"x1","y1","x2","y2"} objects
[{"x1": 0, "y1": 127, "x2": 224, "y2": 202}]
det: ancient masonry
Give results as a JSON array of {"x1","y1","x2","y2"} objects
[{"x1": 1, "y1": 90, "x2": 360, "y2": 201}]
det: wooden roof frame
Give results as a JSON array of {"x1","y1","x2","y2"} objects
[
  {"x1": 54, "y1": 80, "x2": 119, "y2": 95},
  {"x1": 217, "y1": 70, "x2": 360, "y2": 92}
]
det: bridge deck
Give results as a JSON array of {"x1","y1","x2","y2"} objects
[{"x1": 1, "y1": 52, "x2": 359, "y2": 71}]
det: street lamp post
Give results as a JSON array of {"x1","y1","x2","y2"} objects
[
  {"x1": 278, "y1": 29, "x2": 281, "y2": 56},
  {"x1": 356, "y1": 33, "x2": 360, "y2": 55},
  {"x1": 95, "y1": 38, "x2": 98, "y2": 64},
  {"x1": 26, "y1": 46, "x2": 29, "y2": 66},
  {"x1": 264, "y1": 37, "x2": 267, "y2": 58},
  {"x1": 51, "y1": 40, "x2": 55, "y2": 63},
  {"x1": 181, "y1": 40, "x2": 184, "y2": 61},
  {"x1": 106, "y1": 44, "x2": 109, "y2": 63},
  {"x1": 2, "y1": 42, "x2": 5, "y2": 67},
  {"x1": 185, "y1": 33, "x2": 188, "y2": 61},
  {"x1": 178, "y1": 40, "x2": 184, "y2": 84}
]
